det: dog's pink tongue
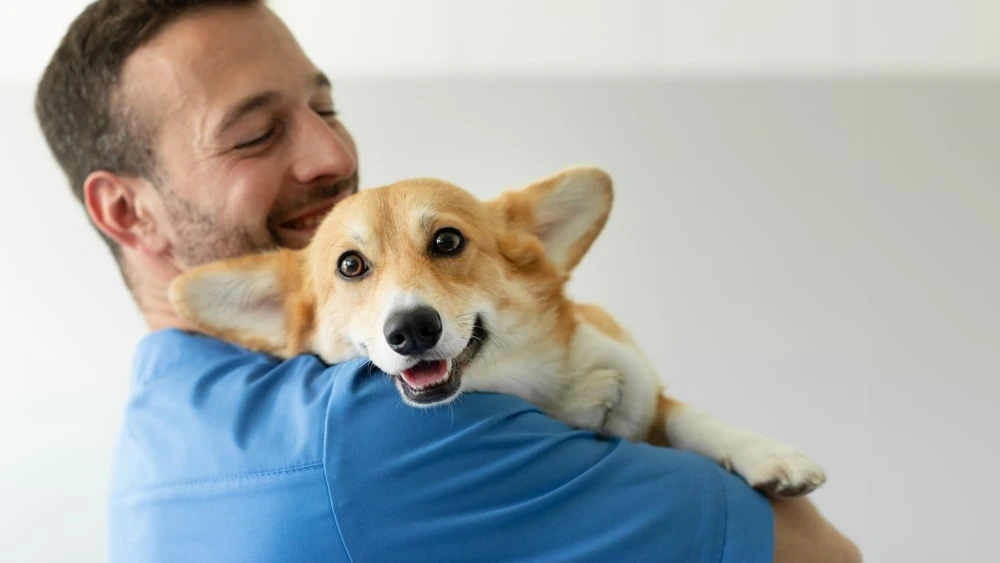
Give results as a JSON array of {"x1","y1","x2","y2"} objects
[{"x1": 401, "y1": 360, "x2": 448, "y2": 388}]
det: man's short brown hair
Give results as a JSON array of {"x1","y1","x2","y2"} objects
[{"x1": 34, "y1": 0, "x2": 260, "y2": 281}]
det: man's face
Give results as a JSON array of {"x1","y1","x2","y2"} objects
[{"x1": 122, "y1": 3, "x2": 358, "y2": 267}]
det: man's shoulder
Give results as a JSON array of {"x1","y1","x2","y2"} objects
[
  {"x1": 111, "y1": 329, "x2": 350, "y2": 496},
  {"x1": 129, "y1": 328, "x2": 293, "y2": 386},
  {"x1": 320, "y1": 349, "x2": 774, "y2": 563}
]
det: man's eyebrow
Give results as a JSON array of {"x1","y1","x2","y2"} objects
[
  {"x1": 214, "y1": 91, "x2": 279, "y2": 138},
  {"x1": 313, "y1": 72, "x2": 332, "y2": 90}
]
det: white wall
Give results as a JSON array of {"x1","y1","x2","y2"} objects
[
  {"x1": 2, "y1": 2, "x2": 999, "y2": 563},
  {"x1": 2, "y1": 0, "x2": 999, "y2": 82}
]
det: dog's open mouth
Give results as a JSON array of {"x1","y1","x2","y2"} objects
[{"x1": 395, "y1": 315, "x2": 488, "y2": 405}]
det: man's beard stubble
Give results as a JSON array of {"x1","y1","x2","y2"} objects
[{"x1": 161, "y1": 173, "x2": 358, "y2": 268}]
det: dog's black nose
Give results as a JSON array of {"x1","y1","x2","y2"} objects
[{"x1": 383, "y1": 306, "x2": 443, "y2": 356}]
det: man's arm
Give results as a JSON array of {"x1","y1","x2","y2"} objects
[
  {"x1": 772, "y1": 497, "x2": 862, "y2": 563},
  {"x1": 323, "y1": 360, "x2": 856, "y2": 562}
]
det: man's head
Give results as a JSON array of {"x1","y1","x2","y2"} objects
[{"x1": 35, "y1": 0, "x2": 358, "y2": 311}]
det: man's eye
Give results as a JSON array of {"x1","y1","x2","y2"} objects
[
  {"x1": 234, "y1": 129, "x2": 274, "y2": 150},
  {"x1": 315, "y1": 108, "x2": 338, "y2": 119}
]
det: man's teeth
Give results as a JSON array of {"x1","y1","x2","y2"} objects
[{"x1": 286, "y1": 214, "x2": 324, "y2": 229}]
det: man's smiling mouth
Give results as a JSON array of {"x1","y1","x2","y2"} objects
[
  {"x1": 280, "y1": 202, "x2": 335, "y2": 230},
  {"x1": 270, "y1": 182, "x2": 357, "y2": 248},
  {"x1": 273, "y1": 178, "x2": 358, "y2": 234}
]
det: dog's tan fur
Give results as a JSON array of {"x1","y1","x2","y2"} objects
[{"x1": 169, "y1": 166, "x2": 826, "y2": 498}]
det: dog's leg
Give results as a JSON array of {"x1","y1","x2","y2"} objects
[
  {"x1": 559, "y1": 305, "x2": 662, "y2": 442},
  {"x1": 656, "y1": 396, "x2": 827, "y2": 497},
  {"x1": 548, "y1": 368, "x2": 626, "y2": 433},
  {"x1": 569, "y1": 304, "x2": 826, "y2": 497}
]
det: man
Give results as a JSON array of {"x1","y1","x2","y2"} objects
[{"x1": 35, "y1": 1, "x2": 861, "y2": 561}]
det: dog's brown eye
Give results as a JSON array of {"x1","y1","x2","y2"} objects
[
  {"x1": 337, "y1": 251, "x2": 369, "y2": 279},
  {"x1": 431, "y1": 228, "x2": 465, "y2": 256}
]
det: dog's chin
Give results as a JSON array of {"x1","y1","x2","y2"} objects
[{"x1": 390, "y1": 315, "x2": 488, "y2": 408}]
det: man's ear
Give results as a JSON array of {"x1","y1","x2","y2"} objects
[
  {"x1": 493, "y1": 166, "x2": 613, "y2": 272},
  {"x1": 168, "y1": 249, "x2": 315, "y2": 358},
  {"x1": 83, "y1": 170, "x2": 168, "y2": 255}
]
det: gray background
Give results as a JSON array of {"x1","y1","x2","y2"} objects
[{"x1": 4, "y1": 76, "x2": 998, "y2": 563}]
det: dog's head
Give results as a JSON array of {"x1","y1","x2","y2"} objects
[{"x1": 169, "y1": 166, "x2": 613, "y2": 406}]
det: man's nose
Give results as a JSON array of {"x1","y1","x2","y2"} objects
[{"x1": 290, "y1": 111, "x2": 356, "y2": 186}]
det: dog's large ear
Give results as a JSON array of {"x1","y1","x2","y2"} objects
[
  {"x1": 168, "y1": 249, "x2": 315, "y2": 358},
  {"x1": 494, "y1": 166, "x2": 613, "y2": 272}
]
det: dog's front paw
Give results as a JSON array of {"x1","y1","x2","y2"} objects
[
  {"x1": 725, "y1": 437, "x2": 827, "y2": 498},
  {"x1": 552, "y1": 368, "x2": 625, "y2": 433}
]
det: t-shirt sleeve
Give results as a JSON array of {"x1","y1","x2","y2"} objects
[{"x1": 323, "y1": 361, "x2": 774, "y2": 563}]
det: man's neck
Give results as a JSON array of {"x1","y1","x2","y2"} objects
[{"x1": 126, "y1": 250, "x2": 197, "y2": 333}]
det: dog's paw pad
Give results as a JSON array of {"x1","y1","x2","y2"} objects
[
  {"x1": 755, "y1": 479, "x2": 814, "y2": 497},
  {"x1": 730, "y1": 440, "x2": 827, "y2": 498}
]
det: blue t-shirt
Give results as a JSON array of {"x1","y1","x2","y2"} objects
[{"x1": 108, "y1": 329, "x2": 773, "y2": 562}]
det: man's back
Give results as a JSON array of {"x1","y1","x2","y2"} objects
[{"x1": 109, "y1": 329, "x2": 773, "y2": 562}]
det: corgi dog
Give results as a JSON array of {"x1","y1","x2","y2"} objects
[{"x1": 169, "y1": 166, "x2": 826, "y2": 497}]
